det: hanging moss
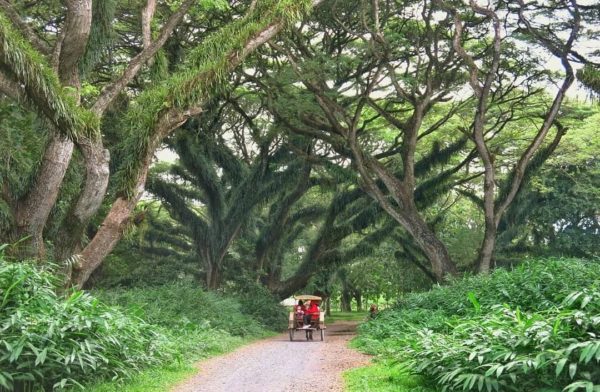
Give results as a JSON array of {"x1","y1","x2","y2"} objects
[
  {"x1": 577, "y1": 64, "x2": 600, "y2": 97},
  {"x1": 0, "y1": 11, "x2": 99, "y2": 139},
  {"x1": 115, "y1": 0, "x2": 315, "y2": 197},
  {"x1": 80, "y1": 0, "x2": 116, "y2": 76}
]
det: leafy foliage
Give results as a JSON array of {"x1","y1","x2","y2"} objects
[
  {"x1": 95, "y1": 282, "x2": 279, "y2": 338},
  {"x1": 115, "y1": 0, "x2": 315, "y2": 197},
  {"x1": 0, "y1": 254, "x2": 282, "y2": 391},
  {"x1": 577, "y1": 65, "x2": 600, "y2": 97},
  {"x1": 354, "y1": 259, "x2": 600, "y2": 391},
  {"x1": 0, "y1": 103, "x2": 47, "y2": 235},
  {"x1": 0, "y1": 260, "x2": 174, "y2": 391},
  {"x1": 0, "y1": 10, "x2": 99, "y2": 139}
]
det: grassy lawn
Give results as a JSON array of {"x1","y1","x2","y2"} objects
[
  {"x1": 344, "y1": 360, "x2": 434, "y2": 392},
  {"x1": 85, "y1": 363, "x2": 197, "y2": 392},
  {"x1": 325, "y1": 310, "x2": 368, "y2": 324}
]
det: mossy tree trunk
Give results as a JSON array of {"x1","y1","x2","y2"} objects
[
  {"x1": 12, "y1": 0, "x2": 92, "y2": 258},
  {"x1": 72, "y1": 0, "x2": 324, "y2": 288}
]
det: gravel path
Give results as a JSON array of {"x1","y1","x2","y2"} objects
[{"x1": 171, "y1": 320, "x2": 371, "y2": 392}]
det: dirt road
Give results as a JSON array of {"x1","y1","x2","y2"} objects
[{"x1": 172, "y1": 321, "x2": 371, "y2": 392}]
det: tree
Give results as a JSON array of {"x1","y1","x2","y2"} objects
[
  {"x1": 495, "y1": 106, "x2": 600, "y2": 259},
  {"x1": 242, "y1": 0, "x2": 484, "y2": 280},
  {"x1": 444, "y1": 0, "x2": 584, "y2": 272},
  {"x1": 0, "y1": 0, "x2": 323, "y2": 288},
  {"x1": 244, "y1": 0, "x2": 598, "y2": 278},
  {"x1": 148, "y1": 106, "x2": 314, "y2": 289}
]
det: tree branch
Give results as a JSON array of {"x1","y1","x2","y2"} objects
[
  {"x1": 0, "y1": 0, "x2": 50, "y2": 55},
  {"x1": 141, "y1": 0, "x2": 157, "y2": 51},
  {"x1": 91, "y1": 0, "x2": 196, "y2": 115}
]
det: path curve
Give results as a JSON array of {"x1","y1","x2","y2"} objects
[{"x1": 172, "y1": 320, "x2": 371, "y2": 392}]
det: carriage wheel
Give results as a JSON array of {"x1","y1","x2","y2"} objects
[
  {"x1": 320, "y1": 329, "x2": 325, "y2": 341},
  {"x1": 289, "y1": 329, "x2": 294, "y2": 341}
]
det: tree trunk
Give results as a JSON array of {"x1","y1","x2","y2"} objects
[
  {"x1": 12, "y1": 0, "x2": 91, "y2": 259},
  {"x1": 14, "y1": 135, "x2": 74, "y2": 258},
  {"x1": 201, "y1": 247, "x2": 222, "y2": 290},
  {"x1": 55, "y1": 139, "x2": 110, "y2": 260},
  {"x1": 340, "y1": 289, "x2": 352, "y2": 312},
  {"x1": 208, "y1": 267, "x2": 220, "y2": 290},
  {"x1": 350, "y1": 140, "x2": 458, "y2": 282},
  {"x1": 379, "y1": 196, "x2": 457, "y2": 281},
  {"x1": 54, "y1": 0, "x2": 197, "y2": 262},
  {"x1": 406, "y1": 210, "x2": 457, "y2": 280},
  {"x1": 353, "y1": 290, "x2": 362, "y2": 311},
  {"x1": 478, "y1": 211, "x2": 497, "y2": 274},
  {"x1": 71, "y1": 188, "x2": 144, "y2": 288},
  {"x1": 265, "y1": 261, "x2": 282, "y2": 292}
]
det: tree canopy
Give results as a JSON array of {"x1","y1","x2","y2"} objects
[{"x1": 0, "y1": 0, "x2": 598, "y2": 297}]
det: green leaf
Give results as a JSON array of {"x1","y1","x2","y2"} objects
[
  {"x1": 556, "y1": 358, "x2": 568, "y2": 376},
  {"x1": 0, "y1": 372, "x2": 11, "y2": 389},
  {"x1": 35, "y1": 348, "x2": 47, "y2": 366},
  {"x1": 569, "y1": 363, "x2": 577, "y2": 379}
]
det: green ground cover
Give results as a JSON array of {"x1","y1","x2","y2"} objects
[
  {"x1": 345, "y1": 360, "x2": 433, "y2": 392},
  {"x1": 0, "y1": 260, "x2": 283, "y2": 391},
  {"x1": 351, "y1": 259, "x2": 600, "y2": 392},
  {"x1": 86, "y1": 364, "x2": 197, "y2": 392},
  {"x1": 326, "y1": 311, "x2": 368, "y2": 324}
]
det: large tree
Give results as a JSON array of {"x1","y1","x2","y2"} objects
[
  {"x1": 244, "y1": 0, "x2": 478, "y2": 280},
  {"x1": 444, "y1": 0, "x2": 585, "y2": 273},
  {"x1": 242, "y1": 0, "x2": 596, "y2": 278},
  {"x1": 148, "y1": 105, "x2": 315, "y2": 289},
  {"x1": 0, "y1": 0, "x2": 323, "y2": 288}
]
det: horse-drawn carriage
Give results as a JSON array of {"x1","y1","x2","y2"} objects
[{"x1": 287, "y1": 294, "x2": 325, "y2": 341}]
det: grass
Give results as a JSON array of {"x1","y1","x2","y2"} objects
[
  {"x1": 326, "y1": 311, "x2": 368, "y2": 324},
  {"x1": 85, "y1": 363, "x2": 197, "y2": 392},
  {"x1": 344, "y1": 360, "x2": 434, "y2": 392}
]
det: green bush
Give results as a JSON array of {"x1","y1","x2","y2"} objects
[
  {"x1": 355, "y1": 259, "x2": 600, "y2": 392},
  {"x1": 0, "y1": 261, "x2": 175, "y2": 391},
  {"x1": 406, "y1": 292, "x2": 600, "y2": 391},
  {"x1": 230, "y1": 280, "x2": 288, "y2": 331},
  {"x1": 95, "y1": 282, "x2": 276, "y2": 337},
  {"x1": 398, "y1": 258, "x2": 600, "y2": 314}
]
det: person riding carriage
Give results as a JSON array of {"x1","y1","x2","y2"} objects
[{"x1": 287, "y1": 295, "x2": 325, "y2": 341}]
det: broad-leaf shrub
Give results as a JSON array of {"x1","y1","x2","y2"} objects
[
  {"x1": 0, "y1": 261, "x2": 175, "y2": 391},
  {"x1": 355, "y1": 259, "x2": 600, "y2": 391},
  {"x1": 233, "y1": 280, "x2": 288, "y2": 331},
  {"x1": 95, "y1": 282, "x2": 276, "y2": 337}
]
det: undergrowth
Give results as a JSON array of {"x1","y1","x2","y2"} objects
[
  {"x1": 353, "y1": 258, "x2": 600, "y2": 392},
  {"x1": 0, "y1": 259, "x2": 281, "y2": 391},
  {"x1": 345, "y1": 360, "x2": 434, "y2": 392},
  {"x1": 0, "y1": 261, "x2": 173, "y2": 391}
]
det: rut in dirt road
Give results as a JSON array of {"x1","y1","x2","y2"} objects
[{"x1": 172, "y1": 321, "x2": 371, "y2": 392}]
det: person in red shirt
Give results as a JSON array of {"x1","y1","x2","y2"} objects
[{"x1": 302, "y1": 300, "x2": 320, "y2": 328}]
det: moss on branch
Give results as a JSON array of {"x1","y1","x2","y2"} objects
[
  {"x1": 0, "y1": 11, "x2": 98, "y2": 139},
  {"x1": 116, "y1": 0, "x2": 314, "y2": 197}
]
